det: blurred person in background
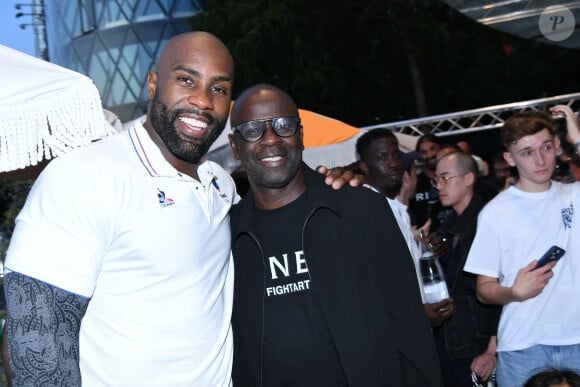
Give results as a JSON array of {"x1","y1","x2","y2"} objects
[
  {"x1": 410, "y1": 134, "x2": 453, "y2": 231},
  {"x1": 432, "y1": 152, "x2": 501, "y2": 387},
  {"x1": 356, "y1": 129, "x2": 454, "y2": 328}
]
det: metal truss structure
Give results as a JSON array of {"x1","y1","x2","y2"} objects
[{"x1": 360, "y1": 92, "x2": 580, "y2": 137}]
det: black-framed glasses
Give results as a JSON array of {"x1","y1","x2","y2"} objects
[
  {"x1": 232, "y1": 116, "x2": 301, "y2": 142},
  {"x1": 431, "y1": 174, "x2": 466, "y2": 188}
]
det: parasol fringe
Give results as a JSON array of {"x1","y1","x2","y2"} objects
[{"x1": 0, "y1": 79, "x2": 116, "y2": 173}]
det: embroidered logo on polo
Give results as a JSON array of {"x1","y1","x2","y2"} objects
[
  {"x1": 157, "y1": 188, "x2": 175, "y2": 207},
  {"x1": 210, "y1": 175, "x2": 230, "y2": 203},
  {"x1": 561, "y1": 202, "x2": 574, "y2": 229}
]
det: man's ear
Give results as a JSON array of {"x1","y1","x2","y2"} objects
[
  {"x1": 464, "y1": 171, "x2": 476, "y2": 187},
  {"x1": 299, "y1": 125, "x2": 305, "y2": 151},
  {"x1": 503, "y1": 151, "x2": 516, "y2": 167},
  {"x1": 228, "y1": 134, "x2": 240, "y2": 160},
  {"x1": 147, "y1": 71, "x2": 158, "y2": 100},
  {"x1": 359, "y1": 160, "x2": 369, "y2": 174}
]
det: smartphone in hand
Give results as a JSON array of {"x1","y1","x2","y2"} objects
[{"x1": 533, "y1": 245, "x2": 565, "y2": 270}]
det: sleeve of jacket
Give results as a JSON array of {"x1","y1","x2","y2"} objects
[{"x1": 356, "y1": 189, "x2": 443, "y2": 386}]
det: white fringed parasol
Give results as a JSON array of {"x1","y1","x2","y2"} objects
[{"x1": 0, "y1": 44, "x2": 116, "y2": 173}]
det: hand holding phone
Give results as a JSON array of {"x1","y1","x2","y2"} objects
[{"x1": 533, "y1": 245, "x2": 565, "y2": 270}]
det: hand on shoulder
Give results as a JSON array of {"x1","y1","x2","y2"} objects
[{"x1": 317, "y1": 165, "x2": 365, "y2": 190}]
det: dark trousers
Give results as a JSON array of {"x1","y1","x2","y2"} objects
[{"x1": 434, "y1": 327, "x2": 474, "y2": 387}]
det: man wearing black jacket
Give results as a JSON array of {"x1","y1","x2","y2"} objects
[
  {"x1": 433, "y1": 151, "x2": 501, "y2": 386},
  {"x1": 227, "y1": 83, "x2": 442, "y2": 386}
]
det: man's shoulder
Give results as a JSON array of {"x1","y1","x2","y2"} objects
[
  {"x1": 323, "y1": 184, "x2": 391, "y2": 220},
  {"x1": 302, "y1": 165, "x2": 376, "y2": 201},
  {"x1": 49, "y1": 130, "x2": 130, "y2": 170},
  {"x1": 479, "y1": 187, "x2": 514, "y2": 212},
  {"x1": 37, "y1": 131, "x2": 134, "y2": 191},
  {"x1": 554, "y1": 180, "x2": 580, "y2": 196},
  {"x1": 315, "y1": 175, "x2": 385, "y2": 204}
]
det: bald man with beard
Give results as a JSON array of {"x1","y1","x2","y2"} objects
[
  {"x1": 4, "y1": 32, "x2": 237, "y2": 386},
  {"x1": 2, "y1": 32, "x2": 367, "y2": 386}
]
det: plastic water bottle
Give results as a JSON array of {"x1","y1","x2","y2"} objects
[{"x1": 418, "y1": 230, "x2": 449, "y2": 303}]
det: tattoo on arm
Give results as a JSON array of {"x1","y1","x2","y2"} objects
[{"x1": 4, "y1": 272, "x2": 90, "y2": 386}]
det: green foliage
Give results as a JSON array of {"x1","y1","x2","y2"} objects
[
  {"x1": 191, "y1": 0, "x2": 580, "y2": 127},
  {"x1": 0, "y1": 180, "x2": 33, "y2": 236}
]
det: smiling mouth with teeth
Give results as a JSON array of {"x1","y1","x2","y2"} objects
[
  {"x1": 262, "y1": 156, "x2": 283, "y2": 162},
  {"x1": 178, "y1": 116, "x2": 208, "y2": 131}
]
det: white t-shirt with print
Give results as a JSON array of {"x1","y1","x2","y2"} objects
[{"x1": 464, "y1": 181, "x2": 580, "y2": 352}]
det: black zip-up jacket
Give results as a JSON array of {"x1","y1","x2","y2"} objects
[
  {"x1": 437, "y1": 193, "x2": 502, "y2": 360},
  {"x1": 230, "y1": 165, "x2": 443, "y2": 387}
]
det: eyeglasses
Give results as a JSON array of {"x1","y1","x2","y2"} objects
[
  {"x1": 232, "y1": 117, "x2": 301, "y2": 142},
  {"x1": 431, "y1": 174, "x2": 465, "y2": 188}
]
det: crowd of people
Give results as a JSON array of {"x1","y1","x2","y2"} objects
[{"x1": 2, "y1": 31, "x2": 580, "y2": 386}]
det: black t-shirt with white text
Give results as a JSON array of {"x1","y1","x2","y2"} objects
[{"x1": 254, "y1": 193, "x2": 347, "y2": 387}]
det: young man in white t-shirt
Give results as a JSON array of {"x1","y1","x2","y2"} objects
[{"x1": 464, "y1": 106, "x2": 580, "y2": 387}]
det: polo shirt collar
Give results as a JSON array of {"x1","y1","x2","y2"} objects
[{"x1": 128, "y1": 118, "x2": 222, "y2": 184}]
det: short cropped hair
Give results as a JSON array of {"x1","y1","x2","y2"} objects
[
  {"x1": 440, "y1": 151, "x2": 479, "y2": 178},
  {"x1": 356, "y1": 128, "x2": 397, "y2": 161},
  {"x1": 501, "y1": 111, "x2": 557, "y2": 149}
]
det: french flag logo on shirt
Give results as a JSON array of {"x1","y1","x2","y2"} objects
[{"x1": 157, "y1": 188, "x2": 175, "y2": 207}]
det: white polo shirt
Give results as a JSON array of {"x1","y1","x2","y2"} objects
[{"x1": 6, "y1": 120, "x2": 237, "y2": 386}]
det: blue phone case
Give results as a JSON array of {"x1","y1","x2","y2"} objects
[{"x1": 534, "y1": 245, "x2": 565, "y2": 270}]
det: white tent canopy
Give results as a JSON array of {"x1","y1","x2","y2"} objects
[{"x1": 0, "y1": 45, "x2": 115, "y2": 173}]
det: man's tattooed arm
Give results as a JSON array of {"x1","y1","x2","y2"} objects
[{"x1": 4, "y1": 272, "x2": 90, "y2": 386}]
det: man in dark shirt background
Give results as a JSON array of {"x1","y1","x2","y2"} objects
[
  {"x1": 410, "y1": 134, "x2": 453, "y2": 230},
  {"x1": 432, "y1": 151, "x2": 500, "y2": 386}
]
